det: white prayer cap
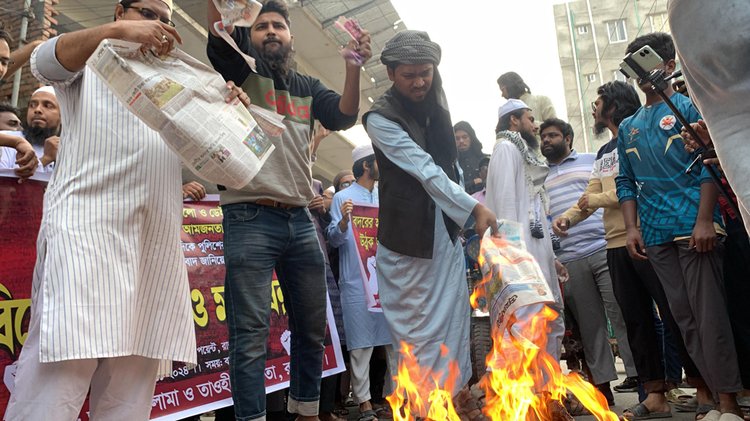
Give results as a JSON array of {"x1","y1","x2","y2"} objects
[
  {"x1": 497, "y1": 98, "x2": 531, "y2": 120},
  {"x1": 32, "y1": 86, "x2": 55, "y2": 97},
  {"x1": 352, "y1": 143, "x2": 375, "y2": 162}
]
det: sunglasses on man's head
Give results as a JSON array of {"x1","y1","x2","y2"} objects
[{"x1": 124, "y1": 5, "x2": 175, "y2": 27}]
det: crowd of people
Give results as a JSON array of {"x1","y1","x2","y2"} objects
[{"x1": 1, "y1": 1, "x2": 749, "y2": 421}]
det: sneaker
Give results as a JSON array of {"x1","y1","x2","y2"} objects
[{"x1": 614, "y1": 376, "x2": 639, "y2": 393}]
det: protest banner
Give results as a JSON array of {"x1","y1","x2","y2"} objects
[
  {"x1": 349, "y1": 204, "x2": 381, "y2": 312},
  {"x1": 0, "y1": 180, "x2": 344, "y2": 420}
]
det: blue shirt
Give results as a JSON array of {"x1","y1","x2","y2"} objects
[
  {"x1": 546, "y1": 150, "x2": 606, "y2": 263},
  {"x1": 615, "y1": 93, "x2": 722, "y2": 247}
]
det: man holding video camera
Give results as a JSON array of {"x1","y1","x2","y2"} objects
[{"x1": 615, "y1": 32, "x2": 743, "y2": 421}]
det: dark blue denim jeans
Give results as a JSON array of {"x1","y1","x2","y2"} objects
[{"x1": 222, "y1": 203, "x2": 327, "y2": 420}]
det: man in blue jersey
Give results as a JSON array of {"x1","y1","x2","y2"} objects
[{"x1": 615, "y1": 32, "x2": 743, "y2": 421}]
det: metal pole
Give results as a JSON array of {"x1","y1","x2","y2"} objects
[
  {"x1": 11, "y1": 0, "x2": 33, "y2": 108},
  {"x1": 566, "y1": 2, "x2": 590, "y2": 152}
]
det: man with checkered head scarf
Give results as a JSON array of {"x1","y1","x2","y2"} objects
[{"x1": 362, "y1": 30, "x2": 497, "y2": 419}]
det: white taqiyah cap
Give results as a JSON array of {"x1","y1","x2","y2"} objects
[
  {"x1": 352, "y1": 143, "x2": 375, "y2": 162},
  {"x1": 32, "y1": 86, "x2": 55, "y2": 97},
  {"x1": 497, "y1": 98, "x2": 531, "y2": 120}
]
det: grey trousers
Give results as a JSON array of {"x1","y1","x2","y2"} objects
[
  {"x1": 563, "y1": 249, "x2": 638, "y2": 384},
  {"x1": 647, "y1": 239, "x2": 742, "y2": 394}
]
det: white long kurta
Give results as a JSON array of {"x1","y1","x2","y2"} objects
[
  {"x1": 29, "y1": 38, "x2": 196, "y2": 373},
  {"x1": 668, "y1": 0, "x2": 750, "y2": 235},
  {"x1": 365, "y1": 113, "x2": 476, "y2": 395},
  {"x1": 326, "y1": 183, "x2": 393, "y2": 350},
  {"x1": 485, "y1": 140, "x2": 565, "y2": 360}
]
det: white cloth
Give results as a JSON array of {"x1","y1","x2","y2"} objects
[
  {"x1": 27, "y1": 37, "x2": 196, "y2": 374},
  {"x1": 348, "y1": 345, "x2": 397, "y2": 404},
  {"x1": 5, "y1": 278, "x2": 160, "y2": 421},
  {"x1": 366, "y1": 113, "x2": 476, "y2": 397},
  {"x1": 668, "y1": 0, "x2": 750, "y2": 235},
  {"x1": 0, "y1": 131, "x2": 55, "y2": 182},
  {"x1": 326, "y1": 183, "x2": 392, "y2": 350},
  {"x1": 485, "y1": 139, "x2": 564, "y2": 360}
]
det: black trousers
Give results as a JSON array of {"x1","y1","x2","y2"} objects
[
  {"x1": 724, "y1": 217, "x2": 750, "y2": 388},
  {"x1": 606, "y1": 246, "x2": 701, "y2": 393}
]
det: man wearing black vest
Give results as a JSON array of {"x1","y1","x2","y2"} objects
[{"x1": 362, "y1": 30, "x2": 497, "y2": 419}]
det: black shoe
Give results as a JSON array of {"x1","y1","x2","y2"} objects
[
  {"x1": 595, "y1": 382, "x2": 616, "y2": 406},
  {"x1": 614, "y1": 376, "x2": 639, "y2": 393}
]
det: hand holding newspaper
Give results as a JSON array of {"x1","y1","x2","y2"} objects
[
  {"x1": 479, "y1": 220, "x2": 555, "y2": 335},
  {"x1": 87, "y1": 39, "x2": 280, "y2": 190}
]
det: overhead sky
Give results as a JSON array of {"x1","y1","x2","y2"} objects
[{"x1": 345, "y1": 0, "x2": 570, "y2": 152}]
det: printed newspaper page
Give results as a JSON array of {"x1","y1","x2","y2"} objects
[
  {"x1": 480, "y1": 220, "x2": 555, "y2": 334},
  {"x1": 86, "y1": 39, "x2": 275, "y2": 190}
]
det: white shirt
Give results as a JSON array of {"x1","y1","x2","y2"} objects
[{"x1": 30, "y1": 37, "x2": 196, "y2": 373}]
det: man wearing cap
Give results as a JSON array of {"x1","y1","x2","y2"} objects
[
  {"x1": 327, "y1": 144, "x2": 394, "y2": 421},
  {"x1": 0, "y1": 86, "x2": 61, "y2": 181},
  {"x1": 362, "y1": 30, "x2": 497, "y2": 417},
  {"x1": 5, "y1": 1, "x2": 201, "y2": 419},
  {"x1": 485, "y1": 99, "x2": 566, "y2": 363}
]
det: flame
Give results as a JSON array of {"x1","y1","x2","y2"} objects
[{"x1": 388, "y1": 236, "x2": 619, "y2": 421}]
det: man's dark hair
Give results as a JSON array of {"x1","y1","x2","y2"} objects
[
  {"x1": 0, "y1": 102, "x2": 19, "y2": 117},
  {"x1": 260, "y1": 0, "x2": 291, "y2": 26},
  {"x1": 497, "y1": 72, "x2": 531, "y2": 99},
  {"x1": 453, "y1": 121, "x2": 483, "y2": 156},
  {"x1": 0, "y1": 24, "x2": 12, "y2": 47},
  {"x1": 496, "y1": 108, "x2": 527, "y2": 133},
  {"x1": 596, "y1": 81, "x2": 641, "y2": 127},
  {"x1": 626, "y1": 32, "x2": 675, "y2": 63},
  {"x1": 352, "y1": 155, "x2": 376, "y2": 179},
  {"x1": 540, "y1": 118, "x2": 574, "y2": 147}
]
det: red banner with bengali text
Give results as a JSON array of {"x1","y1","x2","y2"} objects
[
  {"x1": 349, "y1": 204, "x2": 381, "y2": 312},
  {"x1": 0, "y1": 180, "x2": 344, "y2": 421}
]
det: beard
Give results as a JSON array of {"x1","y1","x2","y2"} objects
[
  {"x1": 542, "y1": 142, "x2": 569, "y2": 162},
  {"x1": 24, "y1": 125, "x2": 57, "y2": 147},
  {"x1": 594, "y1": 120, "x2": 608, "y2": 136},
  {"x1": 520, "y1": 129, "x2": 539, "y2": 150},
  {"x1": 260, "y1": 41, "x2": 292, "y2": 76}
]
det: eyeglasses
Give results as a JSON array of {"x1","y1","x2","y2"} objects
[
  {"x1": 124, "y1": 5, "x2": 175, "y2": 27},
  {"x1": 339, "y1": 181, "x2": 353, "y2": 189},
  {"x1": 591, "y1": 102, "x2": 597, "y2": 113}
]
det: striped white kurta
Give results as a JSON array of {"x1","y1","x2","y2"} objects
[{"x1": 29, "y1": 39, "x2": 196, "y2": 374}]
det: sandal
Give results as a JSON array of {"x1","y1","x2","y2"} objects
[
  {"x1": 374, "y1": 405, "x2": 393, "y2": 420},
  {"x1": 357, "y1": 409, "x2": 379, "y2": 421},
  {"x1": 667, "y1": 388, "x2": 694, "y2": 404},
  {"x1": 622, "y1": 403, "x2": 672, "y2": 420},
  {"x1": 564, "y1": 395, "x2": 591, "y2": 416}
]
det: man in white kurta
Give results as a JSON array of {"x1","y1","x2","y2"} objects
[
  {"x1": 5, "y1": 1, "x2": 197, "y2": 419},
  {"x1": 485, "y1": 100, "x2": 565, "y2": 362},
  {"x1": 363, "y1": 31, "x2": 497, "y2": 419},
  {"x1": 327, "y1": 144, "x2": 395, "y2": 420}
]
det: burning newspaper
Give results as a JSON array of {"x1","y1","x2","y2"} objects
[
  {"x1": 87, "y1": 39, "x2": 276, "y2": 190},
  {"x1": 479, "y1": 220, "x2": 555, "y2": 335}
]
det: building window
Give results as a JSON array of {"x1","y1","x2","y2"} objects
[
  {"x1": 613, "y1": 70, "x2": 627, "y2": 82},
  {"x1": 585, "y1": 73, "x2": 597, "y2": 82},
  {"x1": 649, "y1": 13, "x2": 670, "y2": 33},
  {"x1": 606, "y1": 19, "x2": 628, "y2": 43},
  {"x1": 577, "y1": 25, "x2": 590, "y2": 35}
]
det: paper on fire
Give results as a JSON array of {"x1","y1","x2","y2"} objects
[
  {"x1": 480, "y1": 220, "x2": 555, "y2": 335},
  {"x1": 86, "y1": 39, "x2": 279, "y2": 190}
]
